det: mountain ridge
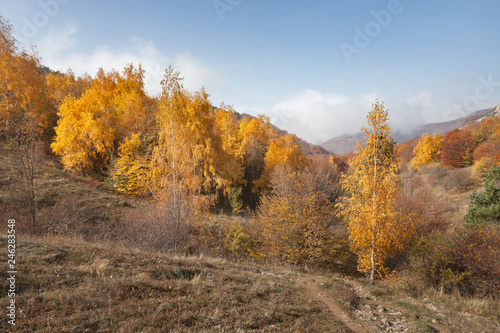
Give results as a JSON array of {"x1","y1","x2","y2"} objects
[{"x1": 321, "y1": 105, "x2": 500, "y2": 155}]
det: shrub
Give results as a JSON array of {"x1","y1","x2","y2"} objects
[
  {"x1": 450, "y1": 226, "x2": 500, "y2": 296},
  {"x1": 224, "y1": 222, "x2": 261, "y2": 259},
  {"x1": 441, "y1": 168, "x2": 478, "y2": 193},
  {"x1": 412, "y1": 226, "x2": 500, "y2": 296},
  {"x1": 227, "y1": 187, "x2": 244, "y2": 215},
  {"x1": 119, "y1": 203, "x2": 191, "y2": 253},
  {"x1": 396, "y1": 172, "x2": 449, "y2": 240},
  {"x1": 257, "y1": 165, "x2": 344, "y2": 267},
  {"x1": 471, "y1": 157, "x2": 495, "y2": 181}
]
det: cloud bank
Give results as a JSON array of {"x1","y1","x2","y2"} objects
[{"x1": 240, "y1": 90, "x2": 480, "y2": 144}]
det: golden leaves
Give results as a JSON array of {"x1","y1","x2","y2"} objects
[
  {"x1": 51, "y1": 64, "x2": 153, "y2": 173},
  {"x1": 410, "y1": 132, "x2": 442, "y2": 170},
  {"x1": 337, "y1": 100, "x2": 409, "y2": 281}
]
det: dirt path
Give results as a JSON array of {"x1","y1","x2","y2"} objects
[{"x1": 297, "y1": 274, "x2": 373, "y2": 333}]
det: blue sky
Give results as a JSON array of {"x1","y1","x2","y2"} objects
[{"x1": 2, "y1": 0, "x2": 500, "y2": 143}]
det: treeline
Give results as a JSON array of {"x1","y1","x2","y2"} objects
[{"x1": 398, "y1": 113, "x2": 500, "y2": 178}]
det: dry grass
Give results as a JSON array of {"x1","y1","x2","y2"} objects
[
  {"x1": 0, "y1": 145, "x2": 138, "y2": 240},
  {"x1": 0, "y1": 236, "x2": 350, "y2": 332},
  {"x1": 367, "y1": 274, "x2": 500, "y2": 332}
]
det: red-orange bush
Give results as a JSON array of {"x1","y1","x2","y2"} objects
[
  {"x1": 396, "y1": 137, "x2": 419, "y2": 165},
  {"x1": 450, "y1": 226, "x2": 500, "y2": 296},
  {"x1": 473, "y1": 141, "x2": 500, "y2": 162},
  {"x1": 441, "y1": 129, "x2": 476, "y2": 167},
  {"x1": 413, "y1": 226, "x2": 500, "y2": 296},
  {"x1": 396, "y1": 173, "x2": 449, "y2": 239}
]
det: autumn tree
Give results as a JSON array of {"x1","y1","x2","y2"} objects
[
  {"x1": 395, "y1": 137, "x2": 418, "y2": 165},
  {"x1": 472, "y1": 141, "x2": 500, "y2": 163},
  {"x1": 214, "y1": 104, "x2": 245, "y2": 192},
  {"x1": 258, "y1": 163, "x2": 343, "y2": 266},
  {"x1": 264, "y1": 134, "x2": 309, "y2": 172},
  {"x1": 147, "y1": 66, "x2": 225, "y2": 231},
  {"x1": 51, "y1": 69, "x2": 117, "y2": 173},
  {"x1": 469, "y1": 117, "x2": 499, "y2": 143},
  {"x1": 1, "y1": 16, "x2": 49, "y2": 232},
  {"x1": 254, "y1": 133, "x2": 309, "y2": 194},
  {"x1": 110, "y1": 133, "x2": 149, "y2": 195},
  {"x1": 113, "y1": 64, "x2": 157, "y2": 141},
  {"x1": 238, "y1": 115, "x2": 276, "y2": 208},
  {"x1": 441, "y1": 129, "x2": 476, "y2": 168},
  {"x1": 45, "y1": 69, "x2": 91, "y2": 108},
  {"x1": 337, "y1": 100, "x2": 410, "y2": 283},
  {"x1": 52, "y1": 64, "x2": 154, "y2": 174},
  {"x1": 410, "y1": 132, "x2": 442, "y2": 170}
]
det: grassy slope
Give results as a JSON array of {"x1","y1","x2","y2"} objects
[{"x1": 0, "y1": 236, "x2": 350, "y2": 332}]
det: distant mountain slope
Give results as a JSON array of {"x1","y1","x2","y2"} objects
[
  {"x1": 321, "y1": 105, "x2": 499, "y2": 155},
  {"x1": 320, "y1": 132, "x2": 365, "y2": 156}
]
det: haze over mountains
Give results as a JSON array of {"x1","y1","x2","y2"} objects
[{"x1": 321, "y1": 104, "x2": 500, "y2": 155}]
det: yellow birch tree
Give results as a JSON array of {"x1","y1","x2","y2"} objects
[
  {"x1": 337, "y1": 100, "x2": 409, "y2": 283},
  {"x1": 147, "y1": 66, "x2": 223, "y2": 228}
]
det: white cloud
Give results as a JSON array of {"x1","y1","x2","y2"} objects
[
  {"x1": 239, "y1": 90, "x2": 463, "y2": 144},
  {"x1": 37, "y1": 26, "x2": 227, "y2": 96},
  {"x1": 37, "y1": 22, "x2": 78, "y2": 55}
]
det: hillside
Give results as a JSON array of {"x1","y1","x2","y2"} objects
[
  {"x1": 1, "y1": 144, "x2": 499, "y2": 332},
  {"x1": 321, "y1": 106, "x2": 499, "y2": 155}
]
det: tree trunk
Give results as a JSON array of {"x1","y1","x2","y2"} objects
[{"x1": 370, "y1": 136, "x2": 378, "y2": 285}]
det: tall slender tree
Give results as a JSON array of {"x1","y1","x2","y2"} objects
[{"x1": 338, "y1": 100, "x2": 408, "y2": 283}]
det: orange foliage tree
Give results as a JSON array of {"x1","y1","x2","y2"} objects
[
  {"x1": 51, "y1": 65, "x2": 154, "y2": 174},
  {"x1": 395, "y1": 137, "x2": 418, "y2": 165},
  {"x1": 337, "y1": 100, "x2": 410, "y2": 283},
  {"x1": 473, "y1": 141, "x2": 500, "y2": 162},
  {"x1": 440, "y1": 129, "x2": 476, "y2": 168}
]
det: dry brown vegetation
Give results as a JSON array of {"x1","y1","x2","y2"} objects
[{"x1": 0, "y1": 236, "x2": 351, "y2": 332}]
